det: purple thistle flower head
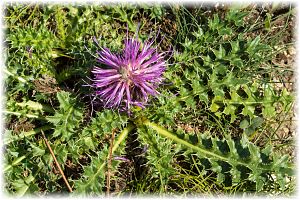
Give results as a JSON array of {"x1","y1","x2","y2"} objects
[{"x1": 91, "y1": 35, "x2": 166, "y2": 112}]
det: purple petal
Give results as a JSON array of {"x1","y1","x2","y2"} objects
[
  {"x1": 125, "y1": 84, "x2": 131, "y2": 110},
  {"x1": 90, "y1": 36, "x2": 166, "y2": 112}
]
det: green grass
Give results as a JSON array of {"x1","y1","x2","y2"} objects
[{"x1": 4, "y1": 3, "x2": 295, "y2": 197}]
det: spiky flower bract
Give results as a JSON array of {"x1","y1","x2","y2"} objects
[{"x1": 91, "y1": 36, "x2": 166, "y2": 112}]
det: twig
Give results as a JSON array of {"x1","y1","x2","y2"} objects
[
  {"x1": 41, "y1": 130, "x2": 73, "y2": 193},
  {"x1": 106, "y1": 129, "x2": 116, "y2": 196}
]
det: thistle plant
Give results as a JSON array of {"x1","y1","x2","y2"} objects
[
  {"x1": 91, "y1": 35, "x2": 166, "y2": 111},
  {"x1": 4, "y1": 4, "x2": 295, "y2": 197}
]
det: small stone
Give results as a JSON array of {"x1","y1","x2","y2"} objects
[{"x1": 283, "y1": 127, "x2": 289, "y2": 134}]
